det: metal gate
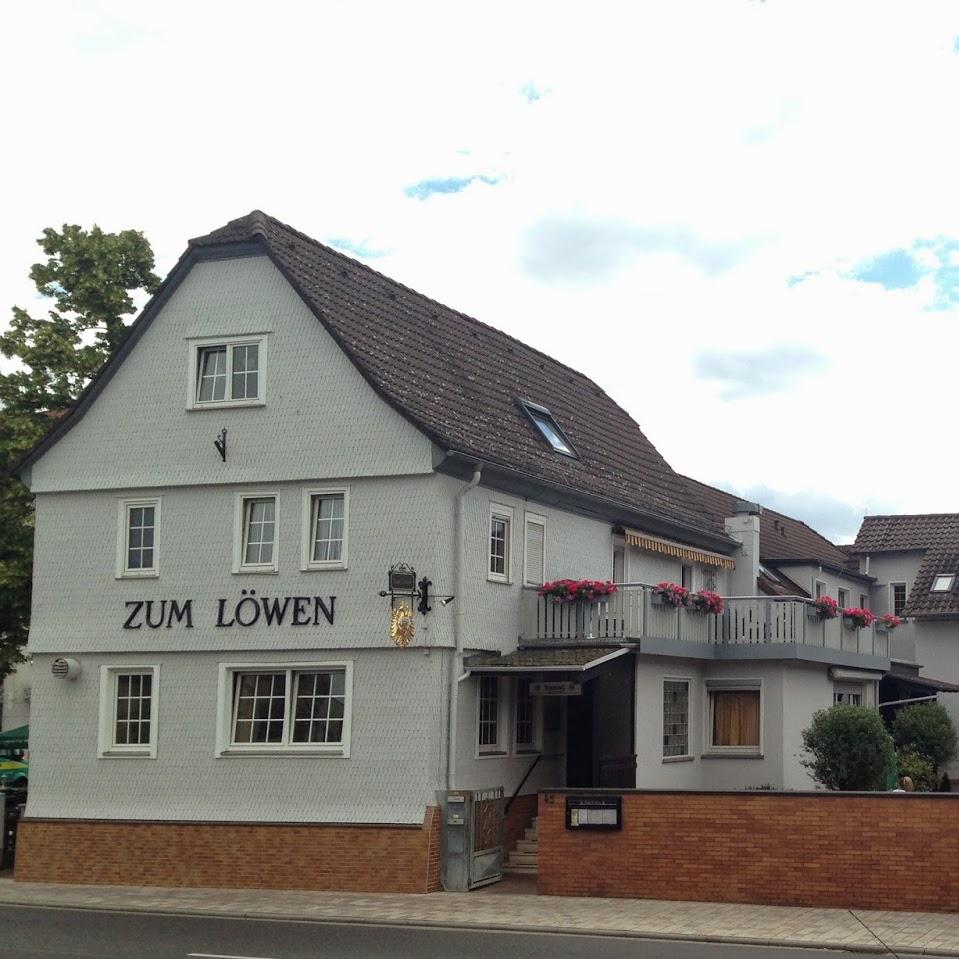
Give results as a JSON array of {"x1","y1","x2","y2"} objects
[
  {"x1": 469, "y1": 786, "x2": 504, "y2": 888},
  {"x1": 438, "y1": 787, "x2": 504, "y2": 890}
]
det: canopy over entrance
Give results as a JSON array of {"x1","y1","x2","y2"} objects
[{"x1": 463, "y1": 646, "x2": 630, "y2": 675}]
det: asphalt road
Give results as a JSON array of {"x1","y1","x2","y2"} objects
[{"x1": 0, "y1": 905, "x2": 883, "y2": 959}]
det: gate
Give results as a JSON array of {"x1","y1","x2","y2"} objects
[
  {"x1": 470, "y1": 786, "x2": 504, "y2": 888},
  {"x1": 438, "y1": 786, "x2": 504, "y2": 890}
]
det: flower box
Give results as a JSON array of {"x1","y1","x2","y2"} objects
[
  {"x1": 806, "y1": 605, "x2": 822, "y2": 621},
  {"x1": 689, "y1": 590, "x2": 724, "y2": 615},
  {"x1": 843, "y1": 607, "x2": 876, "y2": 630},
  {"x1": 538, "y1": 578, "x2": 617, "y2": 604},
  {"x1": 843, "y1": 616, "x2": 859, "y2": 631},
  {"x1": 876, "y1": 614, "x2": 903, "y2": 632},
  {"x1": 652, "y1": 582, "x2": 689, "y2": 609}
]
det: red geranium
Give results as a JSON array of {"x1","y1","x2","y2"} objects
[
  {"x1": 878, "y1": 613, "x2": 903, "y2": 630},
  {"x1": 653, "y1": 582, "x2": 690, "y2": 608},
  {"x1": 690, "y1": 589, "x2": 724, "y2": 614},
  {"x1": 843, "y1": 607, "x2": 876, "y2": 628},
  {"x1": 812, "y1": 595, "x2": 839, "y2": 619},
  {"x1": 538, "y1": 579, "x2": 618, "y2": 603}
]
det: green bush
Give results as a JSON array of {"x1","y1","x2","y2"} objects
[
  {"x1": 895, "y1": 746, "x2": 937, "y2": 791},
  {"x1": 892, "y1": 702, "x2": 958, "y2": 772},
  {"x1": 802, "y1": 705, "x2": 895, "y2": 791}
]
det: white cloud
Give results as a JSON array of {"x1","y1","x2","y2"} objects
[{"x1": 3, "y1": 0, "x2": 959, "y2": 523}]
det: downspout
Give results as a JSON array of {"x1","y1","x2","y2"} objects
[{"x1": 447, "y1": 463, "x2": 482, "y2": 790}]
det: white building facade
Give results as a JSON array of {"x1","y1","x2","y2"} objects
[{"x1": 14, "y1": 212, "x2": 895, "y2": 892}]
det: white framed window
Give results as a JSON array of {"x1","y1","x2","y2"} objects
[
  {"x1": 300, "y1": 487, "x2": 349, "y2": 570},
  {"x1": 702, "y1": 568, "x2": 718, "y2": 592},
  {"x1": 233, "y1": 492, "x2": 279, "y2": 573},
  {"x1": 814, "y1": 579, "x2": 826, "y2": 599},
  {"x1": 705, "y1": 680, "x2": 762, "y2": 755},
  {"x1": 663, "y1": 678, "x2": 691, "y2": 759},
  {"x1": 115, "y1": 497, "x2": 161, "y2": 578},
  {"x1": 833, "y1": 682, "x2": 864, "y2": 706},
  {"x1": 932, "y1": 574, "x2": 956, "y2": 593},
  {"x1": 681, "y1": 564, "x2": 693, "y2": 590},
  {"x1": 98, "y1": 666, "x2": 159, "y2": 759},
  {"x1": 214, "y1": 661, "x2": 352, "y2": 756},
  {"x1": 188, "y1": 334, "x2": 267, "y2": 409},
  {"x1": 477, "y1": 675, "x2": 506, "y2": 755},
  {"x1": 514, "y1": 677, "x2": 542, "y2": 753},
  {"x1": 891, "y1": 583, "x2": 908, "y2": 617},
  {"x1": 488, "y1": 504, "x2": 513, "y2": 583},
  {"x1": 523, "y1": 512, "x2": 546, "y2": 587},
  {"x1": 612, "y1": 544, "x2": 626, "y2": 582},
  {"x1": 837, "y1": 588, "x2": 849, "y2": 608}
]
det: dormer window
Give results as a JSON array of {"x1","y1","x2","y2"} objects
[
  {"x1": 189, "y1": 335, "x2": 267, "y2": 408},
  {"x1": 931, "y1": 574, "x2": 955, "y2": 593},
  {"x1": 519, "y1": 399, "x2": 577, "y2": 457}
]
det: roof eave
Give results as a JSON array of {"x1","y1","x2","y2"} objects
[{"x1": 764, "y1": 557, "x2": 876, "y2": 584}]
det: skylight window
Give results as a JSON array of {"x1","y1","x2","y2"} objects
[
  {"x1": 931, "y1": 574, "x2": 955, "y2": 593},
  {"x1": 519, "y1": 400, "x2": 577, "y2": 457}
]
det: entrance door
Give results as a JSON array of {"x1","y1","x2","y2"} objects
[{"x1": 566, "y1": 681, "x2": 595, "y2": 787}]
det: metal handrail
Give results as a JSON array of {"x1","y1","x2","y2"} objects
[{"x1": 505, "y1": 754, "x2": 542, "y2": 815}]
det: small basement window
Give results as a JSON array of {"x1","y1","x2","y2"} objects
[
  {"x1": 932, "y1": 574, "x2": 956, "y2": 593},
  {"x1": 519, "y1": 400, "x2": 577, "y2": 457}
]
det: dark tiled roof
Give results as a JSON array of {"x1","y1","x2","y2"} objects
[
  {"x1": 852, "y1": 514, "x2": 959, "y2": 553},
  {"x1": 681, "y1": 476, "x2": 854, "y2": 569},
  {"x1": 183, "y1": 212, "x2": 723, "y2": 539},
  {"x1": 466, "y1": 646, "x2": 630, "y2": 670},
  {"x1": 887, "y1": 662, "x2": 959, "y2": 693},
  {"x1": 853, "y1": 515, "x2": 959, "y2": 618}
]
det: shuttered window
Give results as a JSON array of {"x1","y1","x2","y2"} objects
[{"x1": 524, "y1": 514, "x2": 546, "y2": 586}]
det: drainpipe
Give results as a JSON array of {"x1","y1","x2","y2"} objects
[{"x1": 446, "y1": 463, "x2": 482, "y2": 790}]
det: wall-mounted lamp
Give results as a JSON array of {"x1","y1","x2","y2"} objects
[{"x1": 378, "y1": 564, "x2": 454, "y2": 615}]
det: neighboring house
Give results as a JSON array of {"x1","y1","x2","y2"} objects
[
  {"x1": 12, "y1": 211, "x2": 895, "y2": 892},
  {"x1": 849, "y1": 515, "x2": 959, "y2": 777}
]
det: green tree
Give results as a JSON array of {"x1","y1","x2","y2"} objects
[
  {"x1": 0, "y1": 224, "x2": 159, "y2": 677},
  {"x1": 892, "y1": 701, "x2": 958, "y2": 774},
  {"x1": 802, "y1": 704, "x2": 896, "y2": 791},
  {"x1": 895, "y1": 746, "x2": 937, "y2": 792}
]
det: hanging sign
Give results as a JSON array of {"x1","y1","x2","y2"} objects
[{"x1": 530, "y1": 681, "x2": 582, "y2": 697}]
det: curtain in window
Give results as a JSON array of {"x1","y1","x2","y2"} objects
[{"x1": 712, "y1": 690, "x2": 760, "y2": 747}]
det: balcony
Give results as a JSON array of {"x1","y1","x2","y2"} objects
[{"x1": 519, "y1": 583, "x2": 889, "y2": 660}]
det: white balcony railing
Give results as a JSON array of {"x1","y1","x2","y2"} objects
[{"x1": 520, "y1": 583, "x2": 889, "y2": 658}]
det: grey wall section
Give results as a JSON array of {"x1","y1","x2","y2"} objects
[
  {"x1": 864, "y1": 551, "x2": 926, "y2": 663},
  {"x1": 786, "y1": 563, "x2": 872, "y2": 604},
  {"x1": 26, "y1": 255, "x2": 434, "y2": 494},
  {"x1": 27, "y1": 649, "x2": 447, "y2": 824},
  {"x1": 907, "y1": 621, "x2": 959, "y2": 777},
  {"x1": 30, "y1": 474, "x2": 455, "y2": 655}
]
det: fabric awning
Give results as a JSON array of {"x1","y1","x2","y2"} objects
[
  {"x1": 0, "y1": 724, "x2": 28, "y2": 750},
  {"x1": 464, "y1": 646, "x2": 631, "y2": 674},
  {"x1": 624, "y1": 529, "x2": 735, "y2": 570}
]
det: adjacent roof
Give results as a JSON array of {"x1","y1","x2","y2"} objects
[
  {"x1": 853, "y1": 515, "x2": 959, "y2": 618},
  {"x1": 465, "y1": 646, "x2": 631, "y2": 672},
  {"x1": 17, "y1": 211, "x2": 728, "y2": 549},
  {"x1": 885, "y1": 662, "x2": 959, "y2": 694},
  {"x1": 682, "y1": 476, "x2": 864, "y2": 575}
]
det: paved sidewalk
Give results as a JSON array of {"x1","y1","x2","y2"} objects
[{"x1": 1, "y1": 876, "x2": 959, "y2": 955}]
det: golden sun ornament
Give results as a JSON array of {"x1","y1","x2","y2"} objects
[{"x1": 390, "y1": 604, "x2": 415, "y2": 648}]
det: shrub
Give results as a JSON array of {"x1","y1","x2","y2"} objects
[
  {"x1": 892, "y1": 702, "x2": 958, "y2": 773},
  {"x1": 801, "y1": 705, "x2": 895, "y2": 791},
  {"x1": 895, "y1": 747, "x2": 937, "y2": 791}
]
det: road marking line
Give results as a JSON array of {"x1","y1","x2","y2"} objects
[{"x1": 187, "y1": 953, "x2": 279, "y2": 959}]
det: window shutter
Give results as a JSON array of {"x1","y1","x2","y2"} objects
[{"x1": 525, "y1": 518, "x2": 545, "y2": 586}]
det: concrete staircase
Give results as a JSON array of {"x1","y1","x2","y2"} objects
[{"x1": 504, "y1": 816, "x2": 538, "y2": 875}]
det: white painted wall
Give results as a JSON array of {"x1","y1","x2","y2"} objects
[{"x1": 26, "y1": 255, "x2": 434, "y2": 494}]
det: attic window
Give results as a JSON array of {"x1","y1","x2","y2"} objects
[
  {"x1": 519, "y1": 400, "x2": 577, "y2": 458},
  {"x1": 931, "y1": 574, "x2": 955, "y2": 593}
]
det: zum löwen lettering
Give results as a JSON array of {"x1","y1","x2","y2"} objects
[{"x1": 123, "y1": 591, "x2": 336, "y2": 629}]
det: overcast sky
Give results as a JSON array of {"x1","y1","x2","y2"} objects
[{"x1": 3, "y1": 1, "x2": 958, "y2": 543}]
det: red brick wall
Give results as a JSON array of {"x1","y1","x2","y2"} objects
[
  {"x1": 16, "y1": 808, "x2": 443, "y2": 894},
  {"x1": 538, "y1": 791, "x2": 959, "y2": 912},
  {"x1": 503, "y1": 793, "x2": 538, "y2": 855}
]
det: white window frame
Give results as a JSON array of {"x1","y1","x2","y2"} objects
[
  {"x1": 233, "y1": 491, "x2": 280, "y2": 573},
  {"x1": 187, "y1": 334, "x2": 268, "y2": 409},
  {"x1": 115, "y1": 497, "x2": 161, "y2": 579},
  {"x1": 476, "y1": 675, "x2": 508, "y2": 757},
  {"x1": 97, "y1": 665, "x2": 160, "y2": 759},
  {"x1": 837, "y1": 587, "x2": 849, "y2": 608},
  {"x1": 488, "y1": 503, "x2": 514, "y2": 584},
  {"x1": 662, "y1": 676, "x2": 693, "y2": 761},
  {"x1": 704, "y1": 679, "x2": 763, "y2": 757},
  {"x1": 932, "y1": 574, "x2": 956, "y2": 593},
  {"x1": 214, "y1": 661, "x2": 353, "y2": 757},
  {"x1": 300, "y1": 486, "x2": 349, "y2": 570},
  {"x1": 513, "y1": 677, "x2": 542, "y2": 754},
  {"x1": 814, "y1": 579, "x2": 826, "y2": 599},
  {"x1": 523, "y1": 512, "x2": 547, "y2": 587},
  {"x1": 833, "y1": 682, "x2": 865, "y2": 706},
  {"x1": 890, "y1": 582, "x2": 908, "y2": 617}
]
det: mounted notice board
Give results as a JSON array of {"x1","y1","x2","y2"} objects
[{"x1": 565, "y1": 795, "x2": 622, "y2": 831}]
